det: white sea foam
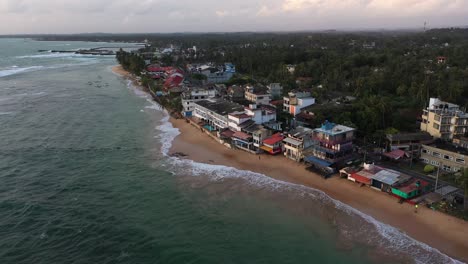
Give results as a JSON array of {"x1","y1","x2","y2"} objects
[
  {"x1": 0, "y1": 59, "x2": 100, "y2": 78},
  {"x1": 16, "y1": 53, "x2": 113, "y2": 59},
  {"x1": 0, "y1": 66, "x2": 45, "y2": 78},
  {"x1": 150, "y1": 108, "x2": 463, "y2": 264},
  {"x1": 0, "y1": 111, "x2": 14, "y2": 115}
]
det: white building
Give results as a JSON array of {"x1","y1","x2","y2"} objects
[
  {"x1": 283, "y1": 91, "x2": 316, "y2": 116},
  {"x1": 182, "y1": 88, "x2": 218, "y2": 117},
  {"x1": 193, "y1": 99, "x2": 244, "y2": 130},
  {"x1": 245, "y1": 104, "x2": 277, "y2": 125}
]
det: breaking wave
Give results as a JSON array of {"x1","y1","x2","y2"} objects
[
  {"x1": 0, "y1": 60, "x2": 100, "y2": 78},
  {"x1": 16, "y1": 52, "x2": 113, "y2": 59},
  {"x1": 0, "y1": 66, "x2": 45, "y2": 78},
  {"x1": 145, "y1": 103, "x2": 462, "y2": 264}
]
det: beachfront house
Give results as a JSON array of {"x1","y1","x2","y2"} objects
[
  {"x1": 232, "y1": 131, "x2": 254, "y2": 151},
  {"x1": 303, "y1": 121, "x2": 355, "y2": 169},
  {"x1": 193, "y1": 99, "x2": 245, "y2": 131},
  {"x1": 181, "y1": 87, "x2": 218, "y2": 117},
  {"x1": 391, "y1": 178, "x2": 431, "y2": 200},
  {"x1": 283, "y1": 91, "x2": 316, "y2": 116},
  {"x1": 370, "y1": 169, "x2": 409, "y2": 193},
  {"x1": 283, "y1": 126, "x2": 314, "y2": 162},
  {"x1": 348, "y1": 163, "x2": 382, "y2": 185},
  {"x1": 261, "y1": 133, "x2": 285, "y2": 155}
]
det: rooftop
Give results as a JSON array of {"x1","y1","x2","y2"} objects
[
  {"x1": 386, "y1": 132, "x2": 433, "y2": 142},
  {"x1": 423, "y1": 141, "x2": 468, "y2": 156},
  {"x1": 289, "y1": 126, "x2": 313, "y2": 139},
  {"x1": 315, "y1": 121, "x2": 354, "y2": 136},
  {"x1": 263, "y1": 133, "x2": 285, "y2": 145},
  {"x1": 196, "y1": 99, "x2": 245, "y2": 116},
  {"x1": 397, "y1": 178, "x2": 430, "y2": 194}
]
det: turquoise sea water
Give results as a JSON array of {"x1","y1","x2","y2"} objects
[{"x1": 0, "y1": 39, "x2": 461, "y2": 264}]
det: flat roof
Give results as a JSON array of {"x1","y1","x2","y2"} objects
[
  {"x1": 196, "y1": 99, "x2": 245, "y2": 116},
  {"x1": 423, "y1": 141, "x2": 468, "y2": 156},
  {"x1": 315, "y1": 122, "x2": 354, "y2": 136},
  {"x1": 386, "y1": 132, "x2": 433, "y2": 142},
  {"x1": 283, "y1": 137, "x2": 302, "y2": 146}
]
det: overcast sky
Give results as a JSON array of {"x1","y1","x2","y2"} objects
[{"x1": 0, "y1": 0, "x2": 467, "y2": 34}]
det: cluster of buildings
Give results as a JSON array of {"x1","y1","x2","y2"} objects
[
  {"x1": 180, "y1": 82, "x2": 361, "y2": 176},
  {"x1": 187, "y1": 63, "x2": 236, "y2": 84}
]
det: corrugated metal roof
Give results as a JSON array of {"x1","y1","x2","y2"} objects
[{"x1": 372, "y1": 170, "x2": 400, "y2": 185}]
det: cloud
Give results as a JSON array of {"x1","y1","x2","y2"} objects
[{"x1": 0, "y1": 0, "x2": 466, "y2": 34}]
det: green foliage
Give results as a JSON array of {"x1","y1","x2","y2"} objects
[
  {"x1": 424, "y1": 165, "x2": 435, "y2": 173},
  {"x1": 191, "y1": 73, "x2": 207, "y2": 81},
  {"x1": 116, "y1": 49, "x2": 145, "y2": 75}
]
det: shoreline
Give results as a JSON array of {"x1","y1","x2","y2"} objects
[{"x1": 111, "y1": 65, "x2": 468, "y2": 263}]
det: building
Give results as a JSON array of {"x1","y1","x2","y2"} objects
[
  {"x1": 232, "y1": 131, "x2": 254, "y2": 151},
  {"x1": 193, "y1": 99, "x2": 245, "y2": 131},
  {"x1": 371, "y1": 169, "x2": 410, "y2": 193},
  {"x1": 228, "y1": 113, "x2": 253, "y2": 132},
  {"x1": 391, "y1": 178, "x2": 431, "y2": 200},
  {"x1": 420, "y1": 98, "x2": 468, "y2": 140},
  {"x1": 283, "y1": 126, "x2": 314, "y2": 161},
  {"x1": 267, "y1": 83, "x2": 283, "y2": 98},
  {"x1": 453, "y1": 136, "x2": 468, "y2": 149},
  {"x1": 283, "y1": 91, "x2": 316, "y2": 116},
  {"x1": 348, "y1": 163, "x2": 382, "y2": 185},
  {"x1": 385, "y1": 132, "x2": 434, "y2": 158},
  {"x1": 420, "y1": 142, "x2": 468, "y2": 173},
  {"x1": 181, "y1": 87, "x2": 218, "y2": 117},
  {"x1": 386, "y1": 132, "x2": 434, "y2": 151},
  {"x1": 245, "y1": 104, "x2": 277, "y2": 125},
  {"x1": 437, "y1": 56, "x2": 447, "y2": 64},
  {"x1": 304, "y1": 121, "x2": 355, "y2": 168},
  {"x1": 261, "y1": 133, "x2": 285, "y2": 155},
  {"x1": 244, "y1": 86, "x2": 271, "y2": 105},
  {"x1": 189, "y1": 63, "x2": 236, "y2": 84},
  {"x1": 227, "y1": 85, "x2": 245, "y2": 101}
]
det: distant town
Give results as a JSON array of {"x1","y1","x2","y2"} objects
[{"x1": 113, "y1": 29, "x2": 468, "y2": 220}]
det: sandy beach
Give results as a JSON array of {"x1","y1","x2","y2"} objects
[
  {"x1": 169, "y1": 117, "x2": 468, "y2": 262},
  {"x1": 111, "y1": 65, "x2": 468, "y2": 262},
  {"x1": 112, "y1": 65, "x2": 132, "y2": 78}
]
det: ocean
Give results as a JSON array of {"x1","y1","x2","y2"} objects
[{"x1": 0, "y1": 38, "x2": 461, "y2": 264}]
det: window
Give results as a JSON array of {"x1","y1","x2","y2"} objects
[
  {"x1": 422, "y1": 149, "x2": 428, "y2": 154},
  {"x1": 456, "y1": 158, "x2": 465, "y2": 164},
  {"x1": 431, "y1": 160, "x2": 440, "y2": 166},
  {"x1": 434, "y1": 115, "x2": 441, "y2": 122},
  {"x1": 443, "y1": 155, "x2": 453, "y2": 160},
  {"x1": 433, "y1": 123, "x2": 440, "y2": 130},
  {"x1": 443, "y1": 165, "x2": 451, "y2": 171},
  {"x1": 432, "y1": 152, "x2": 441, "y2": 158}
]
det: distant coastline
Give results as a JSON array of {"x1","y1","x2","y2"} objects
[{"x1": 112, "y1": 64, "x2": 468, "y2": 263}]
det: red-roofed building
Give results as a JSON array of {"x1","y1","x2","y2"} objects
[
  {"x1": 261, "y1": 133, "x2": 285, "y2": 155},
  {"x1": 232, "y1": 131, "x2": 254, "y2": 150},
  {"x1": 391, "y1": 178, "x2": 431, "y2": 200},
  {"x1": 348, "y1": 163, "x2": 383, "y2": 185}
]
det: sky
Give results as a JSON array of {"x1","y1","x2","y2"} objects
[{"x1": 0, "y1": 0, "x2": 467, "y2": 34}]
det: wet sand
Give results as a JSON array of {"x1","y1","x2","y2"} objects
[{"x1": 169, "y1": 117, "x2": 468, "y2": 262}]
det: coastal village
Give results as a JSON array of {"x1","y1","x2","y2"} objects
[{"x1": 117, "y1": 41, "x2": 468, "y2": 221}]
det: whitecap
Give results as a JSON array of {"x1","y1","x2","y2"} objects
[{"x1": 0, "y1": 66, "x2": 44, "y2": 78}]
